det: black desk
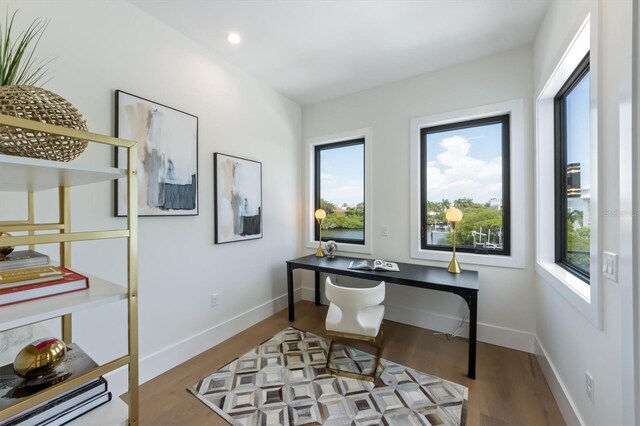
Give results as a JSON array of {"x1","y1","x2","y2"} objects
[{"x1": 286, "y1": 255, "x2": 480, "y2": 379}]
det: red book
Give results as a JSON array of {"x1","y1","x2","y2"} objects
[{"x1": 0, "y1": 268, "x2": 89, "y2": 307}]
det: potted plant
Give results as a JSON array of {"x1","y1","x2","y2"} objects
[{"x1": 0, "y1": 10, "x2": 88, "y2": 162}]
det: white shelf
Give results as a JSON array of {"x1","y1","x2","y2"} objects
[
  {"x1": 0, "y1": 154, "x2": 125, "y2": 192},
  {"x1": 66, "y1": 395, "x2": 128, "y2": 426},
  {"x1": 0, "y1": 274, "x2": 127, "y2": 331}
]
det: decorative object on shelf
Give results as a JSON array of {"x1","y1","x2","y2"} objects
[
  {"x1": 0, "y1": 249, "x2": 49, "y2": 270},
  {"x1": 115, "y1": 90, "x2": 199, "y2": 217},
  {"x1": 214, "y1": 153, "x2": 262, "y2": 243},
  {"x1": 446, "y1": 207, "x2": 464, "y2": 274},
  {"x1": 13, "y1": 337, "x2": 66, "y2": 379},
  {"x1": 0, "y1": 266, "x2": 89, "y2": 307},
  {"x1": 0, "y1": 86, "x2": 89, "y2": 161},
  {"x1": 0, "y1": 11, "x2": 89, "y2": 162},
  {"x1": 0, "y1": 232, "x2": 15, "y2": 259},
  {"x1": 0, "y1": 343, "x2": 98, "y2": 406},
  {"x1": 324, "y1": 240, "x2": 338, "y2": 258},
  {"x1": 314, "y1": 209, "x2": 326, "y2": 257},
  {"x1": 0, "y1": 10, "x2": 51, "y2": 87}
]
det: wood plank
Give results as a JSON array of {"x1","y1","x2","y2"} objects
[{"x1": 126, "y1": 301, "x2": 565, "y2": 426}]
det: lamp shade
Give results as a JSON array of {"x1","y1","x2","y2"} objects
[
  {"x1": 445, "y1": 207, "x2": 463, "y2": 223},
  {"x1": 315, "y1": 209, "x2": 326, "y2": 221}
]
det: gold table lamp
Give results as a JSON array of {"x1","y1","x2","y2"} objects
[
  {"x1": 315, "y1": 209, "x2": 326, "y2": 257},
  {"x1": 446, "y1": 207, "x2": 463, "y2": 274}
]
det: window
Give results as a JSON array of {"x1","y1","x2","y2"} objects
[
  {"x1": 420, "y1": 115, "x2": 510, "y2": 256},
  {"x1": 314, "y1": 139, "x2": 365, "y2": 245},
  {"x1": 535, "y1": 15, "x2": 599, "y2": 326},
  {"x1": 554, "y1": 53, "x2": 591, "y2": 282}
]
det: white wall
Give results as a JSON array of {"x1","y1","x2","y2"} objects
[
  {"x1": 533, "y1": 0, "x2": 631, "y2": 424},
  {"x1": 0, "y1": 0, "x2": 301, "y2": 394},
  {"x1": 301, "y1": 47, "x2": 537, "y2": 352}
]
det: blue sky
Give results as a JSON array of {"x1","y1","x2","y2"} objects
[
  {"x1": 320, "y1": 73, "x2": 589, "y2": 209},
  {"x1": 425, "y1": 122, "x2": 503, "y2": 204},
  {"x1": 320, "y1": 144, "x2": 364, "y2": 206},
  {"x1": 565, "y1": 72, "x2": 590, "y2": 184}
]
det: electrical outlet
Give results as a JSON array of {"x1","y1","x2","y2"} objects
[
  {"x1": 211, "y1": 293, "x2": 219, "y2": 307},
  {"x1": 586, "y1": 371, "x2": 594, "y2": 402},
  {"x1": 380, "y1": 225, "x2": 389, "y2": 237}
]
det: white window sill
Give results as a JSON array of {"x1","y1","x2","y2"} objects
[
  {"x1": 411, "y1": 248, "x2": 524, "y2": 269},
  {"x1": 305, "y1": 240, "x2": 372, "y2": 255},
  {"x1": 536, "y1": 261, "x2": 598, "y2": 326}
]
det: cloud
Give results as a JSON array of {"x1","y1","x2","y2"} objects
[
  {"x1": 321, "y1": 173, "x2": 363, "y2": 206},
  {"x1": 427, "y1": 135, "x2": 502, "y2": 203}
]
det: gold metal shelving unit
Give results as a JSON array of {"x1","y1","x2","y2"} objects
[{"x1": 0, "y1": 114, "x2": 138, "y2": 425}]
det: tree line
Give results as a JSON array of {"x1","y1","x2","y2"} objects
[
  {"x1": 426, "y1": 198, "x2": 502, "y2": 247},
  {"x1": 320, "y1": 198, "x2": 364, "y2": 230}
]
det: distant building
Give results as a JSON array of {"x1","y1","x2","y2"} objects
[
  {"x1": 566, "y1": 162, "x2": 590, "y2": 227},
  {"x1": 567, "y1": 163, "x2": 581, "y2": 198},
  {"x1": 489, "y1": 198, "x2": 502, "y2": 210}
]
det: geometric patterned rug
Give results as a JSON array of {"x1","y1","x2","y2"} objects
[{"x1": 188, "y1": 327, "x2": 467, "y2": 425}]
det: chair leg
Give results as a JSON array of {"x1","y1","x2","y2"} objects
[
  {"x1": 325, "y1": 323, "x2": 385, "y2": 382},
  {"x1": 372, "y1": 322, "x2": 384, "y2": 378},
  {"x1": 325, "y1": 337, "x2": 335, "y2": 370}
]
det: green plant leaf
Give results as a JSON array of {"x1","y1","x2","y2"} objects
[{"x1": 0, "y1": 9, "x2": 51, "y2": 86}]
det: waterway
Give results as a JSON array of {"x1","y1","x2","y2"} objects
[
  {"x1": 427, "y1": 225, "x2": 450, "y2": 245},
  {"x1": 323, "y1": 229, "x2": 364, "y2": 240},
  {"x1": 323, "y1": 227, "x2": 451, "y2": 245}
]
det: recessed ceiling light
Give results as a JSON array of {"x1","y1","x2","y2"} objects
[{"x1": 226, "y1": 32, "x2": 241, "y2": 45}]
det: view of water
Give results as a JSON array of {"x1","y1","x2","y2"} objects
[
  {"x1": 427, "y1": 225, "x2": 450, "y2": 245},
  {"x1": 323, "y1": 229, "x2": 364, "y2": 240},
  {"x1": 324, "y1": 227, "x2": 451, "y2": 244}
]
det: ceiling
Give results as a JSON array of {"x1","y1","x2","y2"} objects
[{"x1": 129, "y1": 0, "x2": 549, "y2": 106}]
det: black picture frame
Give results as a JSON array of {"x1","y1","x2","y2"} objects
[
  {"x1": 114, "y1": 90, "x2": 199, "y2": 217},
  {"x1": 214, "y1": 153, "x2": 263, "y2": 244}
]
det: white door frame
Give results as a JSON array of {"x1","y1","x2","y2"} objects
[{"x1": 620, "y1": 1, "x2": 639, "y2": 424}]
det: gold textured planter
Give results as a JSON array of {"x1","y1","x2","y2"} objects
[{"x1": 0, "y1": 85, "x2": 88, "y2": 161}]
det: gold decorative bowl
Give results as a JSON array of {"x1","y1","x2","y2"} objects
[
  {"x1": 14, "y1": 337, "x2": 67, "y2": 378},
  {"x1": 0, "y1": 232, "x2": 14, "y2": 259}
]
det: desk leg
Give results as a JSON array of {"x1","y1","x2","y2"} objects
[
  {"x1": 315, "y1": 271, "x2": 321, "y2": 306},
  {"x1": 287, "y1": 264, "x2": 295, "y2": 322},
  {"x1": 468, "y1": 291, "x2": 477, "y2": 379}
]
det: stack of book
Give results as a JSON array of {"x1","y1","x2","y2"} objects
[
  {"x1": 0, "y1": 344, "x2": 111, "y2": 425},
  {"x1": 0, "y1": 250, "x2": 89, "y2": 307}
]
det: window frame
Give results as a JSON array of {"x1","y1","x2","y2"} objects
[
  {"x1": 535, "y1": 14, "x2": 601, "y2": 328},
  {"x1": 314, "y1": 138, "x2": 366, "y2": 245},
  {"x1": 554, "y1": 53, "x2": 591, "y2": 283},
  {"x1": 419, "y1": 114, "x2": 511, "y2": 256},
  {"x1": 305, "y1": 128, "x2": 373, "y2": 255},
  {"x1": 409, "y1": 99, "x2": 527, "y2": 269}
]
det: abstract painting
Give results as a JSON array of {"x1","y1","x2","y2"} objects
[
  {"x1": 214, "y1": 153, "x2": 262, "y2": 243},
  {"x1": 115, "y1": 90, "x2": 198, "y2": 216}
]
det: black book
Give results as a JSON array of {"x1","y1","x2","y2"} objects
[
  {"x1": 0, "y1": 344, "x2": 99, "y2": 412},
  {"x1": 44, "y1": 391, "x2": 111, "y2": 426},
  {"x1": 1, "y1": 378, "x2": 107, "y2": 426},
  {"x1": 0, "y1": 251, "x2": 49, "y2": 272}
]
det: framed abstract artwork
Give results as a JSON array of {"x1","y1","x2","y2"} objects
[
  {"x1": 214, "y1": 153, "x2": 263, "y2": 243},
  {"x1": 115, "y1": 90, "x2": 198, "y2": 216}
]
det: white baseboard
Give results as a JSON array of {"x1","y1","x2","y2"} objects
[
  {"x1": 534, "y1": 336, "x2": 583, "y2": 425},
  {"x1": 301, "y1": 286, "x2": 535, "y2": 353},
  {"x1": 108, "y1": 287, "x2": 303, "y2": 397}
]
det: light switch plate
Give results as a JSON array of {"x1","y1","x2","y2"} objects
[{"x1": 602, "y1": 251, "x2": 618, "y2": 282}]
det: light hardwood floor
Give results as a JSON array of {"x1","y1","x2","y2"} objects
[{"x1": 126, "y1": 301, "x2": 565, "y2": 425}]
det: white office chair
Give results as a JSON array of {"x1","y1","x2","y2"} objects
[{"x1": 324, "y1": 277, "x2": 385, "y2": 381}]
